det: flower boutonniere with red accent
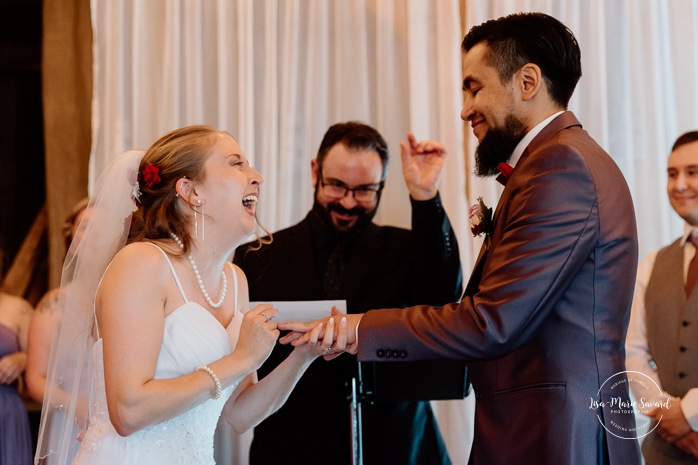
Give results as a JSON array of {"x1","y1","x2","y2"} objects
[{"x1": 469, "y1": 197, "x2": 493, "y2": 248}]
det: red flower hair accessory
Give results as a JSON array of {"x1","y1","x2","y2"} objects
[{"x1": 141, "y1": 164, "x2": 161, "y2": 188}]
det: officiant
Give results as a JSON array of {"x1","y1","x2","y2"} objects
[{"x1": 234, "y1": 121, "x2": 462, "y2": 465}]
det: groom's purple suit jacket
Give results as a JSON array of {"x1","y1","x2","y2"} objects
[{"x1": 358, "y1": 112, "x2": 642, "y2": 465}]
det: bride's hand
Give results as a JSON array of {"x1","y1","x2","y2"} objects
[
  {"x1": 294, "y1": 316, "x2": 348, "y2": 361},
  {"x1": 234, "y1": 304, "x2": 280, "y2": 370}
]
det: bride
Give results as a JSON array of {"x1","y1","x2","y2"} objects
[{"x1": 35, "y1": 125, "x2": 347, "y2": 464}]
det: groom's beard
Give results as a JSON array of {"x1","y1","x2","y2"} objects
[{"x1": 475, "y1": 114, "x2": 527, "y2": 177}]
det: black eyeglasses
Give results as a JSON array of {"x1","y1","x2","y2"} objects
[{"x1": 319, "y1": 174, "x2": 385, "y2": 202}]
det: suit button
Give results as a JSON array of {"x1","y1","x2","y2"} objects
[
  {"x1": 391, "y1": 350, "x2": 400, "y2": 358},
  {"x1": 376, "y1": 349, "x2": 386, "y2": 358},
  {"x1": 679, "y1": 372, "x2": 687, "y2": 379}
]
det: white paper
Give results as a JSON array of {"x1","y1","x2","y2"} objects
[{"x1": 249, "y1": 300, "x2": 347, "y2": 322}]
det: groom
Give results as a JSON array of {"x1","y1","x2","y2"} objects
[{"x1": 282, "y1": 12, "x2": 642, "y2": 465}]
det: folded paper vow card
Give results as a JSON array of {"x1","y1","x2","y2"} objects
[{"x1": 248, "y1": 300, "x2": 347, "y2": 322}]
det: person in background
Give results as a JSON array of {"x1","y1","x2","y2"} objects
[
  {"x1": 0, "y1": 265, "x2": 33, "y2": 465},
  {"x1": 25, "y1": 198, "x2": 91, "y2": 465},
  {"x1": 282, "y1": 12, "x2": 641, "y2": 465},
  {"x1": 626, "y1": 131, "x2": 698, "y2": 464},
  {"x1": 235, "y1": 121, "x2": 462, "y2": 465},
  {"x1": 34, "y1": 125, "x2": 347, "y2": 465},
  {"x1": 26, "y1": 197, "x2": 90, "y2": 405}
]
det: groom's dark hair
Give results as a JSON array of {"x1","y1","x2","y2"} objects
[{"x1": 462, "y1": 12, "x2": 582, "y2": 108}]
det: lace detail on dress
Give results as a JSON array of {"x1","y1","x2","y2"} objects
[{"x1": 80, "y1": 369, "x2": 234, "y2": 463}]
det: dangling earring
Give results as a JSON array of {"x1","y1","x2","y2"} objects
[
  {"x1": 194, "y1": 199, "x2": 204, "y2": 242},
  {"x1": 200, "y1": 200, "x2": 205, "y2": 243}
]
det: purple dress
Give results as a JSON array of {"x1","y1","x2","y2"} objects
[{"x1": 0, "y1": 323, "x2": 32, "y2": 465}]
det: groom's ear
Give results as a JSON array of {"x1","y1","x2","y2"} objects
[{"x1": 516, "y1": 63, "x2": 543, "y2": 102}]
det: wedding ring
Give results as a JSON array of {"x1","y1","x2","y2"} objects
[
  {"x1": 261, "y1": 311, "x2": 269, "y2": 322},
  {"x1": 320, "y1": 345, "x2": 331, "y2": 353}
]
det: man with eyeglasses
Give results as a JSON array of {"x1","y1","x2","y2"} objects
[{"x1": 235, "y1": 121, "x2": 462, "y2": 465}]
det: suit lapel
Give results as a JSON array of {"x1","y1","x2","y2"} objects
[
  {"x1": 465, "y1": 177, "x2": 514, "y2": 296},
  {"x1": 491, "y1": 111, "x2": 582, "y2": 228},
  {"x1": 464, "y1": 241, "x2": 488, "y2": 295}
]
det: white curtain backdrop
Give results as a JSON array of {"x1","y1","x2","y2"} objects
[
  {"x1": 89, "y1": 0, "x2": 469, "y2": 237},
  {"x1": 89, "y1": 1, "x2": 473, "y2": 464},
  {"x1": 88, "y1": 0, "x2": 698, "y2": 464}
]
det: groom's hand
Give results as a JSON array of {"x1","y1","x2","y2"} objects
[
  {"x1": 278, "y1": 310, "x2": 363, "y2": 357},
  {"x1": 277, "y1": 306, "x2": 344, "y2": 344}
]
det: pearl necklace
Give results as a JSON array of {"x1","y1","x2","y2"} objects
[{"x1": 170, "y1": 233, "x2": 227, "y2": 309}]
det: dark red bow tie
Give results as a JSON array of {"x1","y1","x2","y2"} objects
[{"x1": 496, "y1": 162, "x2": 514, "y2": 186}]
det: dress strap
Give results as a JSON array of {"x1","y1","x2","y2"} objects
[
  {"x1": 142, "y1": 242, "x2": 189, "y2": 303},
  {"x1": 226, "y1": 262, "x2": 239, "y2": 314}
]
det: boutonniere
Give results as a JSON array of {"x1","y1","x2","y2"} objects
[{"x1": 469, "y1": 197, "x2": 493, "y2": 247}]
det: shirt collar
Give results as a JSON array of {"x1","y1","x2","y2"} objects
[
  {"x1": 508, "y1": 110, "x2": 565, "y2": 169},
  {"x1": 681, "y1": 222, "x2": 698, "y2": 247}
]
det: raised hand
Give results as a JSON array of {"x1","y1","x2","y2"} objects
[{"x1": 400, "y1": 132, "x2": 448, "y2": 200}]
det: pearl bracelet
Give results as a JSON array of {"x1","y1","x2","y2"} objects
[{"x1": 196, "y1": 365, "x2": 222, "y2": 400}]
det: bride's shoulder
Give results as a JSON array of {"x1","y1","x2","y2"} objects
[
  {"x1": 117, "y1": 241, "x2": 166, "y2": 258},
  {"x1": 99, "y1": 243, "x2": 175, "y2": 304},
  {"x1": 108, "y1": 242, "x2": 171, "y2": 277}
]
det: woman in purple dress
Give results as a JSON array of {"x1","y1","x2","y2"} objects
[{"x1": 0, "y1": 287, "x2": 33, "y2": 465}]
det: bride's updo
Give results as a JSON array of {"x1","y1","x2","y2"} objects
[{"x1": 128, "y1": 125, "x2": 223, "y2": 254}]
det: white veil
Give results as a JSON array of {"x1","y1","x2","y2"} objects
[{"x1": 34, "y1": 150, "x2": 145, "y2": 465}]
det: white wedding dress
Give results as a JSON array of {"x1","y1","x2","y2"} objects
[{"x1": 72, "y1": 247, "x2": 242, "y2": 465}]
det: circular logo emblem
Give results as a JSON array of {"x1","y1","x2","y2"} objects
[{"x1": 589, "y1": 370, "x2": 667, "y2": 439}]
